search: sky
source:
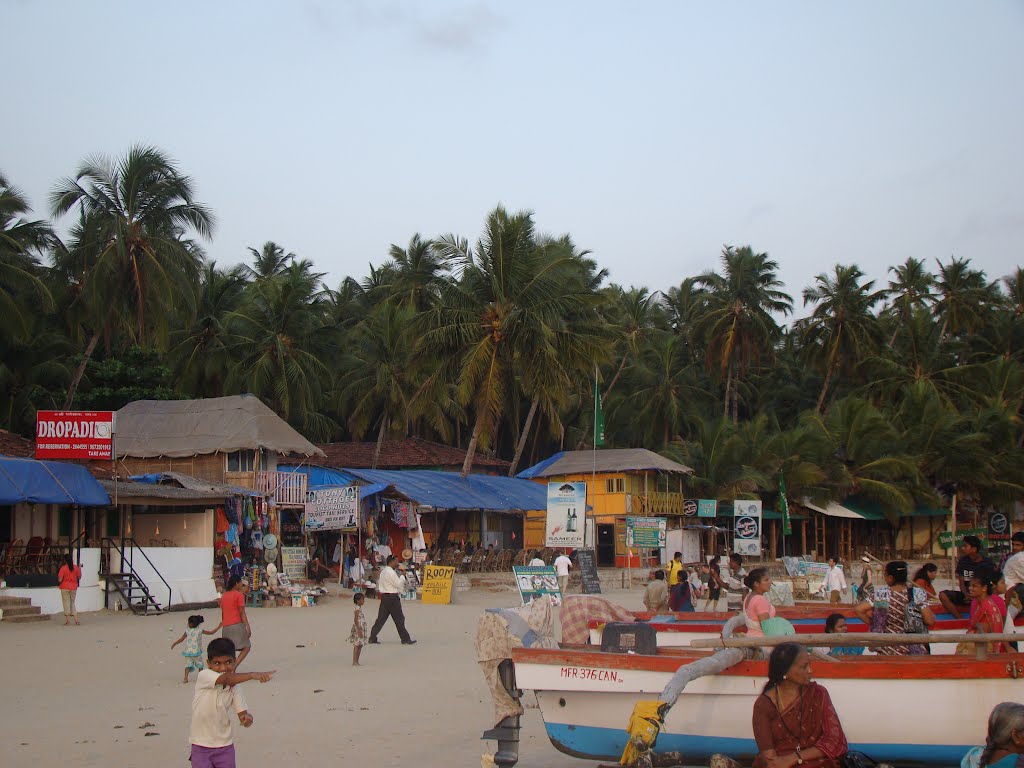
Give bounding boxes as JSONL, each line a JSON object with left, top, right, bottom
{"left": 5, "top": 1, "right": 1023, "bottom": 317}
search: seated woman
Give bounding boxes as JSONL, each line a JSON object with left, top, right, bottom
{"left": 912, "top": 563, "right": 939, "bottom": 600}
{"left": 743, "top": 567, "right": 776, "bottom": 637}
{"left": 964, "top": 574, "right": 1007, "bottom": 655}
{"left": 961, "top": 702, "right": 1024, "bottom": 767}
{"left": 853, "top": 560, "right": 935, "bottom": 655}
{"left": 752, "top": 642, "right": 848, "bottom": 768}
{"left": 823, "top": 612, "right": 864, "bottom": 657}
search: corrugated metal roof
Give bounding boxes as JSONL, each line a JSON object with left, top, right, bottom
{"left": 341, "top": 468, "right": 547, "bottom": 513}
{"left": 517, "top": 449, "right": 693, "bottom": 478}
{"left": 100, "top": 479, "right": 225, "bottom": 502}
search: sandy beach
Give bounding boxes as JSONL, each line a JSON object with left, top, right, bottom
{"left": 0, "top": 584, "right": 651, "bottom": 768}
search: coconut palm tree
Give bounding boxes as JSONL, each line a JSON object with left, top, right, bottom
{"left": 228, "top": 260, "right": 334, "bottom": 437}
{"left": 338, "top": 302, "right": 420, "bottom": 467}
{"left": 695, "top": 246, "right": 793, "bottom": 422}
{"left": 243, "top": 241, "right": 295, "bottom": 280}
{"left": 50, "top": 145, "right": 214, "bottom": 406}
{"left": 0, "top": 171, "right": 55, "bottom": 342}
{"left": 796, "top": 264, "right": 886, "bottom": 412}
{"left": 933, "top": 257, "right": 999, "bottom": 339}
{"left": 384, "top": 233, "right": 451, "bottom": 312}
{"left": 171, "top": 261, "right": 249, "bottom": 398}
{"left": 425, "top": 206, "right": 606, "bottom": 475}
{"left": 885, "top": 257, "right": 935, "bottom": 345}
{"left": 601, "top": 285, "right": 663, "bottom": 400}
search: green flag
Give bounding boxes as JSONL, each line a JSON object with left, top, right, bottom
{"left": 779, "top": 472, "right": 792, "bottom": 535}
{"left": 593, "top": 374, "right": 605, "bottom": 447}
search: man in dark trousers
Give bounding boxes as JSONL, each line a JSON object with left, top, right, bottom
{"left": 368, "top": 555, "right": 417, "bottom": 645}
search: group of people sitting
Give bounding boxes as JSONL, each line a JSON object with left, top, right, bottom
{"left": 710, "top": 643, "right": 1024, "bottom": 768}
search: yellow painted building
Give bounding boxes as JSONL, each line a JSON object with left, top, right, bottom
{"left": 519, "top": 449, "right": 693, "bottom": 567}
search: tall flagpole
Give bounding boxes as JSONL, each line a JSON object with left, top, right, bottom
{"left": 591, "top": 365, "right": 598, "bottom": 553}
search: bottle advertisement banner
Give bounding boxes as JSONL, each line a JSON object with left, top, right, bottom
{"left": 733, "top": 499, "right": 763, "bottom": 556}
{"left": 545, "top": 481, "right": 586, "bottom": 548}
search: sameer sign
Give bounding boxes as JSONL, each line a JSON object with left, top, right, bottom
{"left": 35, "top": 410, "right": 115, "bottom": 460}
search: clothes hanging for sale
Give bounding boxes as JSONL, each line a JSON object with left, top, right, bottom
{"left": 391, "top": 501, "right": 406, "bottom": 527}
{"left": 405, "top": 504, "right": 417, "bottom": 528}
{"left": 216, "top": 507, "right": 230, "bottom": 534}
{"left": 225, "top": 497, "right": 240, "bottom": 525}
{"left": 226, "top": 523, "right": 239, "bottom": 545}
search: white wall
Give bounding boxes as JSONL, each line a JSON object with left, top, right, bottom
{"left": 1, "top": 548, "right": 103, "bottom": 615}
{"left": 114, "top": 546, "right": 218, "bottom": 608}
{"left": 129, "top": 509, "right": 214, "bottom": 548}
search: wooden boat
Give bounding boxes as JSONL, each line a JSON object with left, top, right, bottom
{"left": 513, "top": 644, "right": 1024, "bottom": 766}
{"left": 589, "top": 608, "right": 1023, "bottom": 655}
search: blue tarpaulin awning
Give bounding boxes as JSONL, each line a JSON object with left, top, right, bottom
{"left": 0, "top": 455, "right": 111, "bottom": 506}
{"left": 282, "top": 466, "right": 547, "bottom": 513}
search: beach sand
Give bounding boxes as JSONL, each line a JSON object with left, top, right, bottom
{"left": 0, "top": 583, "right": 650, "bottom": 768}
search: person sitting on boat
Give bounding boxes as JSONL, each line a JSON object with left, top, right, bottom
{"left": 751, "top": 642, "right": 849, "bottom": 768}
{"left": 643, "top": 569, "right": 669, "bottom": 613}
{"left": 912, "top": 563, "right": 939, "bottom": 600}
{"left": 961, "top": 701, "right": 1024, "bottom": 768}
{"left": 941, "top": 535, "right": 996, "bottom": 620}
{"left": 853, "top": 560, "right": 935, "bottom": 655}
{"left": 962, "top": 573, "right": 1007, "bottom": 655}
{"left": 743, "top": 568, "right": 776, "bottom": 637}
{"left": 822, "top": 613, "right": 864, "bottom": 657}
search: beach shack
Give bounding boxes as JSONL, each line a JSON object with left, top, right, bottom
{"left": 517, "top": 449, "right": 694, "bottom": 568}
{"left": 98, "top": 395, "right": 324, "bottom": 609}
{"left": 0, "top": 455, "right": 111, "bottom": 616}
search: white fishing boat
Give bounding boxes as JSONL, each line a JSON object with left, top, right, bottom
{"left": 587, "top": 609, "right": 1024, "bottom": 655}
{"left": 511, "top": 644, "right": 1024, "bottom": 766}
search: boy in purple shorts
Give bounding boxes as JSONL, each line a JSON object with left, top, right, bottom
{"left": 190, "top": 637, "right": 274, "bottom": 767}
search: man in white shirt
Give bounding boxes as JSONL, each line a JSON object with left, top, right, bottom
{"left": 825, "top": 556, "right": 847, "bottom": 603}
{"left": 553, "top": 552, "right": 573, "bottom": 594}
{"left": 529, "top": 553, "right": 546, "bottom": 567}
{"left": 1002, "top": 533, "right": 1024, "bottom": 632}
{"left": 368, "top": 555, "right": 416, "bottom": 645}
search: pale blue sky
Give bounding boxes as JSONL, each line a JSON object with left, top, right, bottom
{"left": 5, "top": 1, "right": 1023, "bottom": 312}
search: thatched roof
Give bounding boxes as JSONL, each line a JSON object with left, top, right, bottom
{"left": 114, "top": 395, "right": 324, "bottom": 459}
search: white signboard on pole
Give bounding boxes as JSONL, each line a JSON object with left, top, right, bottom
{"left": 545, "top": 482, "right": 586, "bottom": 548}
{"left": 733, "top": 499, "right": 762, "bottom": 556}
{"left": 304, "top": 486, "right": 359, "bottom": 531}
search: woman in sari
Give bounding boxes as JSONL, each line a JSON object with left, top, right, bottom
{"left": 853, "top": 560, "right": 935, "bottom": 655}
{"left": 961, "top": 702, "right": 1024, "bottom": 767}
{"left": 751, "top": 642, "right": 848, "bottom": 768}
{"left": 966, "top": 574, "right": 1007, "bottom": 655}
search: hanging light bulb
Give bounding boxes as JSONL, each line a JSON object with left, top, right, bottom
{"left": 155, "top": 519, "right": 160, "bottom": 536}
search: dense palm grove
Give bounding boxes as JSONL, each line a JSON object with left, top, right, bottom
{"left": 2, "top": 147, "right": 1022, "bottom": 516}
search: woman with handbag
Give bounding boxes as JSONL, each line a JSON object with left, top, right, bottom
{"left": 751, "top": 642, "right": 848, "bottom": 768}
{"left": 853, "top": 560, "right": 935, "bottom": 655}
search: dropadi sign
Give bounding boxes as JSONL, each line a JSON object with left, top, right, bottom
{"left": 35, "top": 410, "right": 116, "bottom": 460}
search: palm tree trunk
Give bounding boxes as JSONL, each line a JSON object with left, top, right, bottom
{"left": 508, "top": 396, "right": 539, "bottom": 477}
{"left": 603, "top": 352, "right": 628, "bottom": 400}
{"left": 816, "top": 364, "right": 835, "bottom": 413}
{"left": 63, "top": 331, "right": 101, "bottom": 409}
{"left": 731, "top": 374, "right": 739, "bottom": 424}
{"left": 372, "top": 413, "right": 387, "bottom": 469}
{"left": 462, "top": 410, "right": 486, "bottom": 477}
{"left": 723, "top": 368, "right": 733, "bottom": 419}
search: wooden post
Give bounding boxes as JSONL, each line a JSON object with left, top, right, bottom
{"left": 801, "top": 520, "right": 807, "bottom": 557}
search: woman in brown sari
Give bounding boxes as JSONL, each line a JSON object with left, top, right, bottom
{"left": 752, "top": 642, "right": 848, "bottom": 768}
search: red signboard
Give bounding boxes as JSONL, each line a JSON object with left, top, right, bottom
{"left": 35, "top": 410, "right": 115, "bottom": 460}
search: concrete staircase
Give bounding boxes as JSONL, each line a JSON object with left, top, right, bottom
{"left": 0, "top": 595, "right": 50, "bottom": 623}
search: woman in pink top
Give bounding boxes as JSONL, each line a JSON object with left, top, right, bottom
{"left": 743, "top": 567, "right": 776, "bottom": 637}
{"left": 58, "top": 554, "right": 83, "bottom": 626}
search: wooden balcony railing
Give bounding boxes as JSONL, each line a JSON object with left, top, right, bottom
{"left": 256, "top": 470, "right": 307, "bottom": 507}
{"left": 635, "top": 491, "right": 685, "bottom": 516}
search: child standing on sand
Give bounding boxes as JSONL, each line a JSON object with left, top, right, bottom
{"left": 171, "top": 614, "right": 222, "bottom": 683}
{"left": 190, "top": 637, "right": 274, "bottom": 768}
{"left": 348, "top": 592, "right": 368, "bottom": 666}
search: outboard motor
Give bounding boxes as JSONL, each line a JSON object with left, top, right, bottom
{"left": 481, "top": 659, "right": 521, "bottom": 768}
